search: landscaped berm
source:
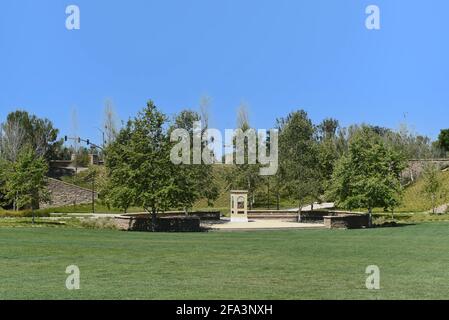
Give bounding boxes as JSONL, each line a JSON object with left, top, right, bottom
{"left": 1, "top": 222, "right": 449, "bottom": 300}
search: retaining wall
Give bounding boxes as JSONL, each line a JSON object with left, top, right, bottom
{"left": 115, "top": 215, "right": 201, "bottom": 232}
{"left": 323, "top": 214, "right": 370, "bottom": 229}
{"left": 40, "top": 178, "right": 97, "bottom": 209}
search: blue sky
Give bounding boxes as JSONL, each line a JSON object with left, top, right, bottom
{"left": 1, "top": 0, "right": 448, "bottom": 145}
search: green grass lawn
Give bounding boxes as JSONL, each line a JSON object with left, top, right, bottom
{"left": 2, "top": 222, "right": 449, "bottom": 299}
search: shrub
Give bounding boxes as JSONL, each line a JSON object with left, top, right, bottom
{"left": 79, "top": 217, "right": 118, "bottom": 230}
{"left": 0, "top": 209, "right": 51, "bottom": 218}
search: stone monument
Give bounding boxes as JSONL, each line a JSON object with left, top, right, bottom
{"left": 230, "top": 190, "right": 248, "bottom": 223}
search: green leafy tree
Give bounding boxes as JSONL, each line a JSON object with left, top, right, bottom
{"left": 73, "top": 147, "right": 91, "bottom": 167}
{"left": 317, "top": 118, "right": 340, "bottom": 195}
{"left": 105, "top": 101, "right": 184, "bottom": 229}
{"left": 277, "top": 110, "right": 321, "bottom": 215}
{"left": 103, "top": 118, "right": 135, "bottom": 213}
{"left": 422, "top": 164, "right": 443, "bottom": 214}
{"left": 327, "top": 126, "right": 406, "bottom": 225}
{"left": 0, "top": 158, "right": 9, "bottom": 205}
{"left": 4, "top": 147, "right": 49, "bottom": 221}
{"left": 438, "top": 129, "right": 449, "bottom": 153}
{"left": 170, "top": 110, "right": 218, "bottom": 211}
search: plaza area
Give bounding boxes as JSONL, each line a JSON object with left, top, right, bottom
{"left": 206, "top": 219, "right": 324, "bottom": 231}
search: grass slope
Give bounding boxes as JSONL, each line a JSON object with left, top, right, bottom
{"left": 397, "top": 171, "right": 449, "bottom": 213}
{"left": 2, "top": 223, "right": 449, "bottom": 299}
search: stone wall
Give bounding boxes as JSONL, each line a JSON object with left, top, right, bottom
{"left": 324, "top": 214, "right": 370, "bottom": 229}
{"left": 248, "top": 210, "right": 298, "bottom": 220}
{"left": 122, "top": 211, "right": 221, "bottom": 221}
{"left": 403, "top": 159, "right": 449, "bottom": 184}
{"left": 114, "top": 215, "right": 201, "bottom": 232}
{"left": 248, "top": 209, "right": 365, "bottom": 224}
{"left": 40, "top": 178, "right": 97, "bottom": 209}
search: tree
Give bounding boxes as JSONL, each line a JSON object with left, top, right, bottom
{"left": 438, "top": 129, "right": 449, "bottom": 153}
{"left": 105, "top": 100, "right": 184, "bottom": 230}
{"left": 422, "top": 164, "right": 443, "bottom": 214}
{"left": 170, "top": 110, "right": 218, "bottom": 211}
{"left": 2, "top": 111, "right": 60, "bottom": 161}
{"left": 327, "top": 126, "right": 406, "bottom": 226}
{"left": 103, "top": 120, "right": 135, "bottom": 213}
{"left": 317, "top": 118, "right": 341, "bottom": 193}
{"left": 277, "top": 110, "right": 321, "bottom": 216}
{"left": 0, "top": 158, "right": 9, "bottom": 205}
{"left": 224, "top": 105, "right": 261, "bottom": 209}
{"left": 4, "top": 147, "right": 49, "bottom": 221}
{"left": 73, "top": 147, "right": 90, "bottom": 167}
{"left": 103, "top": 99, "right": 119, "bottom": 146}
{"left": 0, "top": 118, "right": 26, "bottom": 162}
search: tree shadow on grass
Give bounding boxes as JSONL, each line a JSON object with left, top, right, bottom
{"left": 373, "top": 221, "right": 416, "bottom": 228}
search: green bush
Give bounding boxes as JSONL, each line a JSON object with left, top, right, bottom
{"left": 79, "top": 217, "right": 118, "bottom": 230}
{"left": 0, "top": 209, "right": 50, "bottom": 218}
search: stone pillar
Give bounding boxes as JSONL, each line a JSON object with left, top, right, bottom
{"left": 230, "top": 190, "right": 248, "bottom": 223}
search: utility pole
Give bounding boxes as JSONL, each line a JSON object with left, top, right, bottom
{"left": 64, "top": 135, "right": 103, "bottom": 214}
{"left": 91, "top": 173, "right": 95, "bottom": 214}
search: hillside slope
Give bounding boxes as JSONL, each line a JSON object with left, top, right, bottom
{"left": 397, "top": 170, "right": 449, "bottom": 213}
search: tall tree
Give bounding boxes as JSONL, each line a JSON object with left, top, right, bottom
{"left": 103, "top": 120, "right": 135, "bottom": 213}
{"left": 278, "top": 110, "right": 321, "bottom": 215}
{"left": 0, "top": 158, "right": 8, "bottom": 205}
{"left": 422, "top": 163, "right": 443, "bottom": 214}
{"left": 105, "top": 100, "right": 185, "bottom": 230}
{"left": 3, "top": 147, "right": 49, "bottom": 220}
{"left": 1, "top": 111, "right": 60, "bottom": 161}
{"left": 0, "top": 119, "right": 26, "bottom": 162}
{"left": 103, "top": 99, "right": 119, "bottom": 146}
{"left": 317, "top": 118, "right": 341, "bottom": 193}
{"left": 438, "top": 129, "right": 449, "bottom": 154}
{"left": 327, "top": 126, "right": 406, "bottom": 226}
{"left": 224, "top": 105, "right": 261, "bottom": 209}
{"left": 170, "top": 109, "right": 218, "bottom": 211}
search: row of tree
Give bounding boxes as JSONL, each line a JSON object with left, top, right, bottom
{"left": 103, "top": 100, "right": 449, "bottom": 225}
{"left": 224, "top": 107, "right": 448, "bottom": 219}
{"left": 2, "top": 101, "right": 449, "bottom": 222}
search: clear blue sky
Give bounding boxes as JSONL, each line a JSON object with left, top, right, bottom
{"left": 1, "top": 0, "right": 448, "bottom": 145}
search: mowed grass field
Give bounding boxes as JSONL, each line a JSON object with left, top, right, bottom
{"left": 1, "top": 223, "right": 449, "bottom": 300}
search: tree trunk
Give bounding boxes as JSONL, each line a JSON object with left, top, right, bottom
{"left": 297, "top": 201, "right": 302, "bottom": 223}
{"left": 267, "top": 182, "right": 270, "bottom": 210}
{"left": 276, "top": 193, "right": 280, "bottom": 211}
{"left": 368, "top": 207, "right": 373, "bottom": 228}
{"left": 151, "top": 208, "right": 157, "bottom": 232}
{"left": 432, "top": 194, "right": 436, "bottom": 214}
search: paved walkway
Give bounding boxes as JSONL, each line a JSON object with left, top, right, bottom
{"left": 287, "top": 202, "right": 335, "bottom": 212}
{"left": 431, "top": 203, "right": 448, "bottom": 214}
{"left": 205, "top": 219, "right": 325, "bottom": 231}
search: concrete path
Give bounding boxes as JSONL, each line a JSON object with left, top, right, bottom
{"left": 288, "top": 202, "right": 335, "bottom": 212}
{"left": 430, "top": 204, "right": 448, "bottom": 214}
{"left": 51, "top": 213, "right": 119, "bottom": 219}
{"left": 205, "top": 219, "right": 325, "bottom": 231}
